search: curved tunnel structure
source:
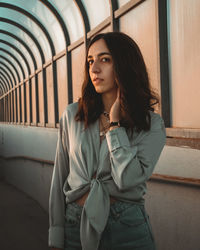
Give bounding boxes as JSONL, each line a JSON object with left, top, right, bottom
{"left": 0, "top": 0, "right": 121, "bottom": 126}
{"left": 0, "top": 1, "right": 200, "bottom": 250}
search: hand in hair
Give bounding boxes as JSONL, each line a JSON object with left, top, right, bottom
{"left": 109, "top": 88, "right": 120, "bottom": 123}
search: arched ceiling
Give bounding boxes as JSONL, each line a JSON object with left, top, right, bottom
{"left": 0, "top": 0, "right": 113, "bottom": 97}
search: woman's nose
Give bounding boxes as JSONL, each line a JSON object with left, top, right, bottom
{"left": 91, "top": 61, "right": 100, "bottom": 73}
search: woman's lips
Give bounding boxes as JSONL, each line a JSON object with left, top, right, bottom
{"left": 93, "top": 78, "right": 103, "bottom": 84}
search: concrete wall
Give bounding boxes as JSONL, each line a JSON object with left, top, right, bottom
{"left": 0, "top": 124, "right": 57, "bottom": 211}
{"left": 2, "top": 158, "right": 53, "bottom": 211}
{"left": 0, "top": 124, "right": 200, "bottom": 250}
{"left": 146, "top": 180, "right": 200, "bottom": 250}
{"left": 155, "top": 145, "right": 200, "bottom": 180}
{"left": 0, "top": 159, "right": 4, "bottom": 180}
{"left": 0, "top": 124, "right": 58, "bottom": 161}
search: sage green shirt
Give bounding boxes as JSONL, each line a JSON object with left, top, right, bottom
{"left": 49, "top": 102, "right": 166, "bottom": 250}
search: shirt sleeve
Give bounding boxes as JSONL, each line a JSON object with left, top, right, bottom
{"left": 106, "top": 114, "right": 166, "bottom": 191}
{"left": 48, "top": 115, "right": 69, "bottom": 249}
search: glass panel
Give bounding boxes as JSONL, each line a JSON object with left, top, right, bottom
{"left": 7, "top": 94, "right": 10, "bottom": 122}
{"left": 0, "top": 7, "right": 51, "bottom": 61}
{"left": 2, "top": 73, "right": 11, "bottom": 91}
{"left": 10, "top": 92, "right": 12, "bottom": 121}
{"left": 13, "top": 90, "right": 16, "bottom": 122}
{"left": 117, "top": 0, "right": 130, "bottom": 7}
{"left": 120, "top": 0, "right": 161, "bottom": 112}
{"left": 0, "top": 64, "right": 15, "bottom": 87}
{"left": 4, "top": 97, "right": 6, "bottom": 121}
{"left": 0, "top": 22, "right": 42, "bottom": 68}
{"left": 5, "top": 97, "right": 8, "bottom": 122}
{"left": 31, "top": 77, "right": 36, "bottom": 124}
{"left": 34, "top": 0, "right": 65, "bottom": 53}
{"left": 57, "top": 56, "right": 68, "bottom": 119}
{"left": 21, "top": 30, "right": 43, "bottom": 69}
{"left": 10, "top": 59, "right": 23, "bottom": 84}
{"left": 38, "top": 72, "right": 44, "bottom": 125}
{"left": 0, "top": 42, "right": 29, "bottom": 78}
{"left": 0, "top": 59, "right": 18, "bottom": 87}
{"left": 48, "top": 0, "right": 84, "bottom": 43}
{"left": 21, "top": 84, "right": 24, "bottom": 123}
{"left": 5, "top": 96, "right": 8, "bottom": 122}
{"left": 10, "top": 92, "right": 13, "bottom": 122}
{"left": 1, "top": 0, "right": 61, "bottom": 55}
{"left": 46, "top": 65, "right": 55, "bottom": 126}
{"left": 3, "top": 98, "right": 6, "bottom": 121}
{"left": 4, "top": 98, "right": 6, "bottom": 121}
{"left": 168, "top": 0, "right": 200, "bottom": 128}
{"left": 26, "top": 81, "right": 30, "bottom": 123}
{"left": 12, "top": 91, "right": 15, "bottom": 122}
{"left": 0, "top": 33, "right": 35, "bottom": 74}
{"left": 24, "top": 83, "right": 27, "bottom": 122}
{"left": 72, "top": 44, "right": 85, "bottom": 102}
{"left": 9, "top": 93, "right": 12, "bottom": 122}
{"left": 5, "top": 97, "right": 7, "bottom": 122}
{"left": 0, "top": 100, "right": 3, "bottom": 121}
{"left": 15, "top": 89, "right": 18, "bottom": 123}
{"left": 0, "top": 71, "right": 9, "bottom": 90}
{"left": 82, "top": 0, "right": 110, "bottom": 29}
{"left": 17, "top": 87, "right": 20, "bottom": 123}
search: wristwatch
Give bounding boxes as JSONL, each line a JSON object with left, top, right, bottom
{"left": 110, "top": 121, "right": 120, "bottom": 127}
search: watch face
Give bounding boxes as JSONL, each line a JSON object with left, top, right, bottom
{"left": 110, "top": 121, "right": 120, "bottom": 127}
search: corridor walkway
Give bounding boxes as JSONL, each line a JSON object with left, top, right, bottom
{"left": 0, "top": 181, "right": 49, "bottom": 250}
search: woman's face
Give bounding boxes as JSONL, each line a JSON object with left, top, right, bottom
{"left": 87, "top": 39, "right": 117, "bottom": 96}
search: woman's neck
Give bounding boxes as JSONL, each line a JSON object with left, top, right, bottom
{"left": 101, "top": 91, "right": 117, "bottom": 113}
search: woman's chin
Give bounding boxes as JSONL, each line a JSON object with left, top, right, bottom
{"left": 94, "top": 87, "right": 104, "bottom": 94}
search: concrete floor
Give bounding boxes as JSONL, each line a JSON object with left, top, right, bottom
{"left": 0, "top": 181, "right": 49, "bottom": 250}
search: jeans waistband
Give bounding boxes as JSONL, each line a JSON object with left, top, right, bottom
{"left": 110, "top": 201, "right": 144, "bottom": 214}
{"left": 67, "top": 200, "right": 144, "bottom": 215}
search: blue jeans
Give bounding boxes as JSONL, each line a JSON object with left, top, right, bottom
{"left": 64, "top": 201, "right": 156, "bottom": 250}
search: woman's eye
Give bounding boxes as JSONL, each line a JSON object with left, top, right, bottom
{"left": 102, "top": 57, "right": 110, "bottom": 62}
{"left": 88, "top": 60, "right": 93, "bottom": 65}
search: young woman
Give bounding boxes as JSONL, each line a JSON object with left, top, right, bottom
{"left": 49, "top": 32, "right": 166, "bottom": 250}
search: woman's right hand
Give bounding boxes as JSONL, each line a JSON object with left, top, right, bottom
{"left": 109, "top": 88, "right": 120, "bottom": 123}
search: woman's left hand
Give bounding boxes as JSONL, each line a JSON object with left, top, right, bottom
{"left": 109, "top": 88, "right": 120, "bottom": 122}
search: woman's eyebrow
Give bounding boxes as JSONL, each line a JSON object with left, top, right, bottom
{"left": 87, "top": 52, "right": 111, "bottom": 59}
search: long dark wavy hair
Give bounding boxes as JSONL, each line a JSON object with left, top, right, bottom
{"left": 75, "top": 32, "right": 159, "bottom": 132}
